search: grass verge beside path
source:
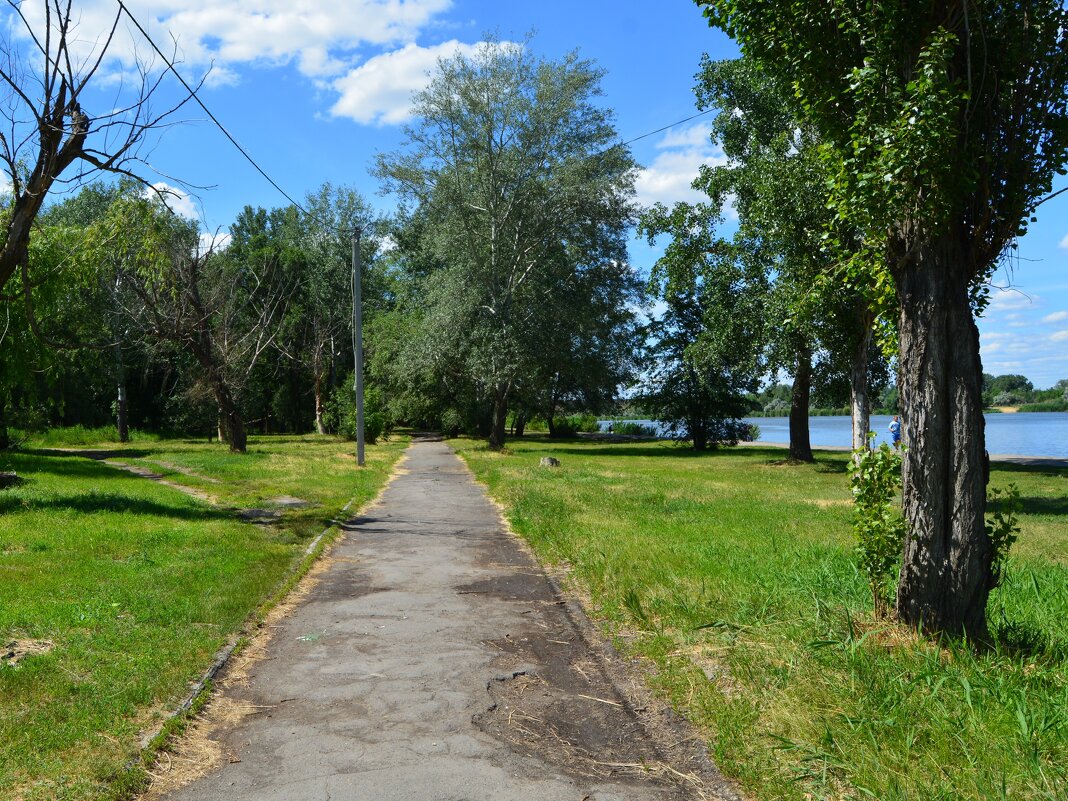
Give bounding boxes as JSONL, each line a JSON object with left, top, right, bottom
{"left": 453, "top": 437, "right": 1068, "bottom": 801}
{"left": 1, "top": 433, "right": 407, "bottom": 801}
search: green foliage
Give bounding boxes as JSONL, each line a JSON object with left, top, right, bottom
{"left": 987, "top": 484, "right": 1021, "bottom": 589}
{"left": 850, "top": 439, "right": 906, "bottom": 618}
{"left": 1018, "top": 401, "right": 1068, "bottom": 413}
{"left": 608, "top": 421, "right": 658, "bottom": 436}
{"left": 700, "top": 0, "right": 1068, "bottom": 283}
{"left": 374, "top": 38, "right": 641, "bottom": 447}
{"left": 550, "top": 413, "right": 600, "bottom": 437}
{"left": 328, "top": 375, "right": 390, "bottom": 444}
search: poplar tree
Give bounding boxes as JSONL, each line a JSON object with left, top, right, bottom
{"left": 699, "top": 0, "right": 1068, "bottom": 637}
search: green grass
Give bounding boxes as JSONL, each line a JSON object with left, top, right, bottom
{"left": 16, "top": 425, "right": 163, "bottom": 447}
{"left": 0, "top": 432, "right": 407, "bottom": 801}
{"left": 454, "top": 437, "right": 1068, "bottom": 801}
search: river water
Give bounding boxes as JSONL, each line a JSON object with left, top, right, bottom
{"left": 599, "top": 412, "right": 1068, "bottom": 459}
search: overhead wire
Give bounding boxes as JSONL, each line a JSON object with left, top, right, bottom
{"left": 114, "top": 0, "right": 312, "bottom": 218}
{"left": 114, "top": 0, "right": 717, "bottom": 228}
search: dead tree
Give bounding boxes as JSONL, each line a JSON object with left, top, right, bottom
{"left": 0, "top": 0, "right": 197, "bottom": 293}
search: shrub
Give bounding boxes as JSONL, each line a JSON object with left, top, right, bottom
{"left": 329, "top": 377, "right": 390, "bottom": 444}
{"left": 992, "top": 391, "right": 1023, "bottom": 406}
{"left": 1017, "top": 401, "right": 1068, "bottom": 412}
{"left": 987, "top": 483, "right": 1021, "bottom": 589}
{"left": 551, "top": 413, "right": 599, "bottom": 437}
{"left": 850, "top": 438, "right": 906, "bottom": 618}
{"left": 763, "top": 398, "right": 790, "bottom": 415}
{"left": 607, "top": 421, "right": 658, "bottom": 436}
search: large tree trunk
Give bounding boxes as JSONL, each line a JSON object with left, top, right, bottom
{"left": 514, "top": 410, "right": 526, "bottom": 438}
{"left": 690, "top": 417, "right": 708, "bottom": 451}
{"left": 851, "top": 303, "right": 875, "bottom": 454}
{"left": 789, "top": 343, "right": 814, "bottom": 462}
{"left": 212, "top": 379, "right": 247, "bottom": 453}
{"left": 488, "top": 388, "right": 509, "bottom": 450}
{"left": 894, "top": 238, "right": 991, "bottom": 639}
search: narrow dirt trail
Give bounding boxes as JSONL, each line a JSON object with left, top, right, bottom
{"left": 150, "top": 439, "right": 738, "bottom": 801}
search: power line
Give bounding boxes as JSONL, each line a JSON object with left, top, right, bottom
{"left": 115, "top": 0, "right": 718, "bottom": 220}
{"left": 617, "top": 108, "right": 714, "bottom": 149}
{"left": 114, "top": 0, "right": 310, "bottom": 217}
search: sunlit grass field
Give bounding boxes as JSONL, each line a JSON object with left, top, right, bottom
{"left": 0, "top": 433, "right": 407, "bottom": 801}
{"left": 455, "top": 437, "right": 1068, "bottom": 801}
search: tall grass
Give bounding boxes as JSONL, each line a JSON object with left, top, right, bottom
{"left": 17, "top": 425, "right": 162, "bottom": 447}
{"left": 455, "top": 437, "right": 1068, "bottom": 801}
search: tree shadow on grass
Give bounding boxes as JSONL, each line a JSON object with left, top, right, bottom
{"left": 991, "top": 461, "right": 1068, "bottom": 478}
{"left": 991, "top": 618, "right": 1068, "bottom": 663}
{"left": 0, "top": 489, "right": 234, "bottom": 521}
{"left": 27, "top": 447, "right": 157, "bottom": 460}
{"left": 3, "top": 451, "right": 156, "bottom": 482}
{"left": 1017, "top": 496, "right": 1068, "bottom": 516}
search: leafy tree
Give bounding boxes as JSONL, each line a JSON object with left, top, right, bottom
{"left": 983, "top": 373, "right": 1034, "bottom": 406}
{"left": 375, "top": 40, "right": 638, "bottom": 448}
{"left": 639, "top": 206, "right": 766, "bottom": 450}
{"left": 699, "top": 0, "right": 1068, "bottom": 637}
{"left": 293, "top": 185, "right": 382, "bottom": 434}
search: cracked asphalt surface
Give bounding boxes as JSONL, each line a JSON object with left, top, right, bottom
{"left": 157, "top": 439, "right": 735, "bottom": 801}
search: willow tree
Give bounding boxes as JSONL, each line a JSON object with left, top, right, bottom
{"left": 375, "top": 40, "right": 637, "bottom": 449}
{"left": 699, "top": 0, "right": 1068, "bottom": 637}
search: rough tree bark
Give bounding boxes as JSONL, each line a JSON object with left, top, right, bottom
{"left": 488, "top": 386, "right": 509, "bottom": 450}
{"left": 789, "top": 343, "right": 814, "bottom": 462}
{"left": 204, "top": 369, "right": 247, "bottom": 453}
{"left": 894, "top": 234, "right": 991, "bottom": 639}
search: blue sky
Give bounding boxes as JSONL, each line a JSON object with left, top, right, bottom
{"left": 10, "top": 0, "right": 1068, "bottom": 388}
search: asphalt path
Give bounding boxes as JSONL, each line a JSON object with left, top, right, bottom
{"left": 155, "top": 439, "right": 734, "bottom": 801}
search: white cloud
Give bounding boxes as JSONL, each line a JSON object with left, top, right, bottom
{"left": 149, "top": 182, "right": 198, "bottom": 219}
{"left": 200, "top": 230, "right": 232, "bottom": 253}
{"left": 655, "top": 123, "right": 715, "bottom": 150}
{"left": 13, "top": 0, "right": 453, "bottom": 82}
{"left": 1042, "top": 310, "right": 1068, "bottom": 324}
{"left": 984, "top": 289, "right": 1035, "bottom": 313}
{"left": 635, "top": 123, "right": 729, "bottom": 208}
{"left": 330, "top": 40, "right": 483, "bottom": 125}
{"left": 1060, "top": 233, "right": 1068, "bottom": 249}
{"left": 1051, "top": 330, "right": 1068, "bottom": 343}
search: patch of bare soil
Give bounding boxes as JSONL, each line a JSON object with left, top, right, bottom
{"left": 2, "top": 639, "right": 54, "bottom": 667}
{"left": 803, "top": 498, "right": 852, "bottom": 509}
{"left": 142, "top": 460, "right": 223, "bottom": 484}
{"left": 101, "top": 460, "right": 218, "bottom": 505}
{"left": 464, "top": 534, "right": 741, "bottom": 801}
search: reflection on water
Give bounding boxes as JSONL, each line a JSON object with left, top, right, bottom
{"left": 600, "top": 413, "right": 1068, "bottom": 459}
